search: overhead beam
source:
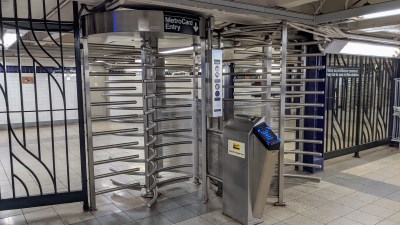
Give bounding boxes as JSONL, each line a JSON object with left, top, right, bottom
{"left": 136, "top": 0, "right": 315, "bottom": 24}
{"left": 277, "top": 0, "right": 319, "bottom": 9}
{"left": 316, "top": 0, "right": 400, "bottom": 24}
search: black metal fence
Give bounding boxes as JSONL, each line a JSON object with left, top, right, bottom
{"left": 0, "top": 0, "right": 88, "bottom": 210}
{"left": 324, "top": 54, "right": 395, "bottom": 159}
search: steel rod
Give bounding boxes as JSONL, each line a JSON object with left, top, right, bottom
{"left": 93, "top": 141, "right": 139, "bottom": 151}
{"left": 94, "top": 155, "right": 140, "bottom": 165}
{"left": 94, "top": 168, "right": 140, "bottom": 179}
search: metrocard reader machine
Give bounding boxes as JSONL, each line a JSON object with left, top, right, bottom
{"left": 223, "top": 116, "right": 280, "bottom": 225}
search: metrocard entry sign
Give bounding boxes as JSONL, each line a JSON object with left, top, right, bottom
{"left": 164, "top": 12, "right": 200, "bottom": 36}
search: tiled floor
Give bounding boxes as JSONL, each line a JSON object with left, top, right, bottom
{"left": 0, "top": 144, "right": 398, "bottom": 224}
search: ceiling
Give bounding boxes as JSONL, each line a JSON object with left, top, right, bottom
{"left": 1, "top": 0, "right": 400, "bottom": 44}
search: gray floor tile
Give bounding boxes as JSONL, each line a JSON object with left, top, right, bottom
{"left": 97, "top": 212, "right": 132, "bottom": 225}
{"left": 162, "top": 207, "right": 196, "bottom": 223}
{"left": 174, "top": 216, "right": 214, "bottom": 225}
{"left": 0, "top": 215, "right": 27, "bottom": 225}
{"left": 135, "top": 214, "right": 172, "bottom": 225}
{"left": 71, "top": 218, "right": 101, "bottom": 225}
{"left": 184, "top": 197, "right": 222, "bottom": 216}
{"left": 152, "top": 199, "right": 181, "bottom": 213}
{"left": 344, "top": 210, "right": 385, "bottom": 225}
{"left": 28, "top": 217, "right": 64, "bottom": 225}
{"left": 170, "top": 194, "right": 201, "bottom": 206}
{"left": 124, "top": 205, "right": 160, "bottom": 220}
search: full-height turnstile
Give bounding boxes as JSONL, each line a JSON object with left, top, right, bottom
{"left": 81, "top": 9, "right": 204, "bottom": 209}
{"left": 203, "top": 22, "right": 325, "bottom": 206}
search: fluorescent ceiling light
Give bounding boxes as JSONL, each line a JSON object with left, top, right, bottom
{"left": 361, "top": 8, "right": 400, "bottom": 20}
{"left": 341, "top": 42, "right": 399, "bottom": 57}
{"left": 0, "top": 33, "right": 17, "bottom": 49}
{"left": 324, "top": 40, "right": 400, "bottom": 58}
{"left": 159, "top": 47, "right": 193, "bottom": 54}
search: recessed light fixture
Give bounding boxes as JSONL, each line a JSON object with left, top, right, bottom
{"left": 159, "top": 46, "right": 193, "bottom": 54}
{"left": 324, "top": 40, "right": 400, "bottom": 57}
{"left": 361, "top": 8, "right": 400, "bottom": 20}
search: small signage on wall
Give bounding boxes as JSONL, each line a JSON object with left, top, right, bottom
{"left": 21, "top": 76, "right": 34, "bottom": 84}
{"left": 327, "top": 66, "right": 360, "bottom": 77}
{"left": 164, "top": 12, "right": 200, "bottom": 36}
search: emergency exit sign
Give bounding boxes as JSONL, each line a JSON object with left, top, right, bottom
{"left": 164, "top": 12, "right": 200, "bottom": 36}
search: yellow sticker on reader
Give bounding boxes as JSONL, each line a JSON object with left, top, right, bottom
{"left": 228, "top": 139, "right": 245, "bottom": 158}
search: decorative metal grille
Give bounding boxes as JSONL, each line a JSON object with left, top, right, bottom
{"left": 0, "top": 0, "right": 88, "bottom": 210}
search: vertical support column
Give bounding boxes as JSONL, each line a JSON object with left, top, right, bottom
{"left": 73, "top": 1, "right": 89, "bottom": 210}
{"left": 82, "top": 37, "right": 96, "bottom": 210}
{"left": 200, "top": 16, "right": 213, "bottom": 203}
{"left": 193, "top": 36, "right": 200, "bottom": 184}
{"left": 303, "top": 45, "right": 325, "bottom": 173}
{"left": 276, "top": 23, "right": 287, "bottom": 206}
{"left": 141, "top": 36, "right": 158, "bottom": 206}
{"left": 261, "top": 37, "right": 272, "bottom": 124}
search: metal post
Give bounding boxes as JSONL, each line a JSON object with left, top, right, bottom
{"left": 298, "top": 46, "right": 306, "bottom": 172}
{"left": 276, "top": 23, "right": 287, "bottom": 206}
{"left": 82, "top": 37, "right": 95, "bottom": 210}
{"left": 73, "top": 1, "right": 89, "bottom": 211}
{"left": 262, "top": 37, "right": 272, "bottom": 124}
{"left": 200, "top": 32, "right": 209, "bottom": 203}
{"left": 193, "top": 36, "right": 200, "bottom": 184}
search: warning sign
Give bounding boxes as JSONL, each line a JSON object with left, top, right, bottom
{"left": 228, "top": 139, "right": 245, "bottom": 159}
{"left": 164, "top": 12, "right": 200, "bottom": 36}
{"left": 327, "top": 66, "right": 360, "bottom": 77}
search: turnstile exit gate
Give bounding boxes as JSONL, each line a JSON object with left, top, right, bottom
{"left": 223, "top": 116, "right": 280, "bottom": 225}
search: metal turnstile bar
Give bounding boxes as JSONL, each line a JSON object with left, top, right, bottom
{"left": 286, "top": 91, "right": 324, "bottom": 95}
{"left": 94, "top": 155, "right": 140, "bottom": 165}
{"left": 93, "top": 141, "right": 139, "bottom": 151}
{"left": 285, "top": 150, "right": 322, "bottom": 156}
{"left": 285, "top": 127, "right": 323, "bottom": 132}
{"left": 285, "top": 103, "right": 324, "bottom": 107}
{"left": 89, "top": 72, "right": 137, "bottom": 76}
{"left": 154, "top": 141, "right": 192, "bottom": 148}
{"left": 224, "top": 99, "right": 280, "bottom": 102}
{"left": 283, "top": 174, "right": 321, "bottom": 181}
{"left": 95, "top": 182, "right": 142, "bottom": 195}
{"left": 154, "top": 128, "right": 192, "bottom": 135}
{"left": 154, "top": 116, "right": 192, "bottom": 122}
{"left": 154, "top": 153, "right": 193, "bottom": 161}
{"left": 287, "top": 78, "right": 325, "bottom": 82}
{"left": 92, "top": 128, "right": 139, "bottom": 136}
{"left": 157, "top": 175, "right": 193, "bottom": 187}
{"left": 105, "top": 80, "right": 142, "bottom": 83}
{"left": 285, "top": 139, "right": 323, "bottom": 144}
{"left": 91, "top": 101, "right": 137, "bottom": 106}
{"left": 285, "top": 162, "right": 322, "bottom": 168}
{"left": 144, "top": 79, "right": 192, "bottom": 83}
{"left": 155, "top": 164, "right": 193, "bottom": 173}
{"left": 285, "top": 115, "right": 324, "bottom": 119}
{"left": 102, "top": 93, "right": 143, "bottom": 97}
{"left": 154, "top": 104, "right": 192, "bottom": 109}
{"left": 94, "top": 168, "right": 140, "bottom": 179}
{"left": 107, "top": 106, "right": 143, "bottom": 110}
{"left": 90, "top": 87, "right": 137, "bottom": 91}
{"left": 155, "top": 92, "right": 192, "bottom": 96}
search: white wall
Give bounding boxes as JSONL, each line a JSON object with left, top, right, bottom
{"left": 0, "top": 72, "right": 78, "bottom": 126}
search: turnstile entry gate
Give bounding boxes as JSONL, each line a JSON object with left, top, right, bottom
{"left": 82, "top": 9, "right": 203, "bottom": 209}
{"left": 223, "top": 116, "right": 279, "bottom": 225}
